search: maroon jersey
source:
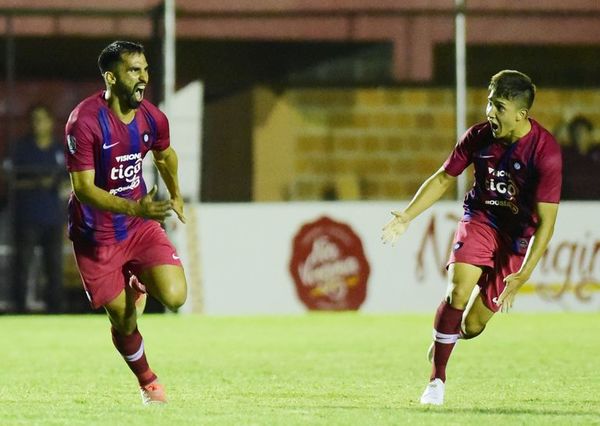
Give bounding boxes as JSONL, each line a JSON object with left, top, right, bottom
{"left": 443, "top": 119, "right": 562, "bottom": 253}
{"left": 64, "top": 91, "right": 170, "bottom": 245}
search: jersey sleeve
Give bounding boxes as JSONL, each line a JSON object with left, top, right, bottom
{"left": 151, "top": 109, "right": 170, "bottom": 152}
{"left": 64, "top": 109, "right": 96, "bottom": 172}
{"left": 442, "top": 127, "right": 476, "bottom": 176}
{"left": 535, "top": 137, "right": 562, "bottom": 203}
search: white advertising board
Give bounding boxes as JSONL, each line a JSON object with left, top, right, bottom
{"left": 171, "top": 202, "right": 600, "bottom": 314}
{"left": 144, "top": 81, "right": 203, "bottom": 201}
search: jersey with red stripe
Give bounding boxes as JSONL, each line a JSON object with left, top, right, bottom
{"left": 64, "top": 91, "right": 170, "bottom": 245}
{"left": 443, "top": 119, "right": 562, "bottom": 253}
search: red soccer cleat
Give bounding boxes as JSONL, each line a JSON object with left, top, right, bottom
{"left": 140, "top": 381, "right": 167, "bottom": 405}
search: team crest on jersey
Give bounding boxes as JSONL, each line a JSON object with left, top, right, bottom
{"left": 67, "top": 135, "right": 77, "bottom": 154}
{"left": 513, "top": 162, "right": 521, "bottom": 170}
{"left": 142, "top": 132, "right": 152, "bottom": 145}
{"left": 453, "top": 241, "right": 464, "bottom": 251}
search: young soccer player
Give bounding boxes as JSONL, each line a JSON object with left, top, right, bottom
{"left": 382, "top": 70, "right": 562, "bottom": 405}
{"left": 64, "top": 41, "right": 187, "bottom": 405}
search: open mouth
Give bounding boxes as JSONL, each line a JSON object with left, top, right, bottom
{"left": 133, "top": 85, "right": 146, "bottom": 102}
{"left": 489, "top": 120, "right": 499, "bottom": 134}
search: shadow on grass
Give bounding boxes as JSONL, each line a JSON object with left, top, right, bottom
{"left": 252, "top": 403, "right": 599, "bottom": 419}
{"left": 416, "top": 405, "right": 600, "bottom": 418}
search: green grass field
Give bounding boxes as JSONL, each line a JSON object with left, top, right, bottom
{"left": 1, "top": 312, "right": 598, "bottom": 425}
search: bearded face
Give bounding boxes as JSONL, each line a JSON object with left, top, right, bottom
{"left": 112, "top": 52, "right": 149, "bottom": 110}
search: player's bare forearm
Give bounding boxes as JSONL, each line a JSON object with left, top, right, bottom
{"left": 70, "top": 172, "right": 138, "bottom": 215}
{"left": 153, "top": 147, "right": 182, "bottom": 200}
{"left": 497, "top": 203, "right": 558, "bottom": 311}
{"left": 517, "top": 202, "right": 559, "bottom": 277}
{"left": 153, "top": 147, "right": 186, "bottom": 223}
{"left": 382, "top": 168, "right": 455, "bottom": 245}
{"left": 402, "top": 168, "right": 456, "bottom": 220}
{"left": 70, "top": 170, "right": 172, "bottom": 221}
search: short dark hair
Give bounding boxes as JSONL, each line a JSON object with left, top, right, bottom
{"left": 488, "top": 70, "right": 536, "bottom": 110}
{"left": 98, "top": 40, "right": 145, "bottom": 74}
{"left": 567, "top": 115, "right": 593, "bottom": 146}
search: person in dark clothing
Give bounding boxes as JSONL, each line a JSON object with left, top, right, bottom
{"left": 561, "top": 115, "right": 600, "bottom": 200}
{"left": 11, "top": 104, "right": 67, "bottom": 313}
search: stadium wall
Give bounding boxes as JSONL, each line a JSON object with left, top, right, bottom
{"left": 3, "top": 2, "right": 600, "bottom": 82}
{"left": 250, "top": 87, "right": 600, "bottom": 201}
{"left": 172, "top": 201, "right": 600, "bottom": 315}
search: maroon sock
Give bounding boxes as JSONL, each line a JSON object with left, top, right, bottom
{"left": 111, "top": 326, "right": 157, "bottom": 386}
{"left": 430, "top": 301, "right": 464, "bottom": 382}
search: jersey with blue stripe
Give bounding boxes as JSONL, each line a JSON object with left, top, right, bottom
{"left": 64, "top": 91, "right": 170, "bottom": 245}
{"left": 443, "top": 119, "right": 562, "bottom": 253}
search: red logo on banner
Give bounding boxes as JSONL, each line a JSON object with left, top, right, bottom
{"left": 289, "top": 216, "right": 370, "bottom": 310}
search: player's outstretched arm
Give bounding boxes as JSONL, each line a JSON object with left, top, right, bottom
{"left": 152, "top": 147, "right": 186, "bottom": 224}
{"left": 382, "top": 167, "right": 455, "bottom": 245}
{"left": 497, "top": 202, "right": 559, "bottom": 312}
{"left": 70, "top": 170, "right": 173, "bottom": 222}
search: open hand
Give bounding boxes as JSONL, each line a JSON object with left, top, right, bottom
{"left": 496, "top": 271, "right": 529, "bottom": 312}
{"left": 381, "top": 211, "right": 410, "bottom": 246}
{"left": 138, "top": 185, "right": 173, "bottom": 222}
{"left": 171, "top": 195, "right": 186, "bottom": 224}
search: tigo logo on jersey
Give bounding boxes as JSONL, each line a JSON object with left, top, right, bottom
{"left": 109, "top": 153, "right": 142, "bottom": 195}
{"left": 289, "top": 216, "right": 370, "bottom": 311}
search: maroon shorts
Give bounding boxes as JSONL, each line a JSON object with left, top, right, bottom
{"left": 73, "top": 220, "right": 182, "bottom": 309}
{"left": 447, "top": 220, "right": 525, "bottom": 312}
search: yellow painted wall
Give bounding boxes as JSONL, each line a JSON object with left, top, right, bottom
{"left": 253, "top": 87, "right": 600, "bottom": 201}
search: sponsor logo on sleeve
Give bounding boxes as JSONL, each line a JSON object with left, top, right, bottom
{"left": 67, "top": 135, "right": 77, "bottom": 154}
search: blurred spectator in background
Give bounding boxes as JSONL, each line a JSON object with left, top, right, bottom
{"left": 552, "top": 120, "right": 569, "bottom": 146}
{"left": 10, "top": 104, "right": 67, "bottom": 313}
{"left": 561, "top": 115, "right": 600, "bottom": 200}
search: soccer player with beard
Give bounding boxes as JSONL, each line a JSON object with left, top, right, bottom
{"left": 64, "top": 41, "right": 187, "bottom": 405}
{"left": 382, "top": 70, "right": 562, "bottom": 405}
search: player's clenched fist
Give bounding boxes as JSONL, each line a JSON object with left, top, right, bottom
{"left": 381, "top": 211, "right": 411, "bottom": 245}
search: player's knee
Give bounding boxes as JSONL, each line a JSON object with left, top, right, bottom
{"left": 162, "top": 287, "right": 187, "bottom": 312}
{"left": 462, "top": 321, "right": 485, "bottom": 339}
{"left": 446, "top": 285, "right": 471, "bottom": 308}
